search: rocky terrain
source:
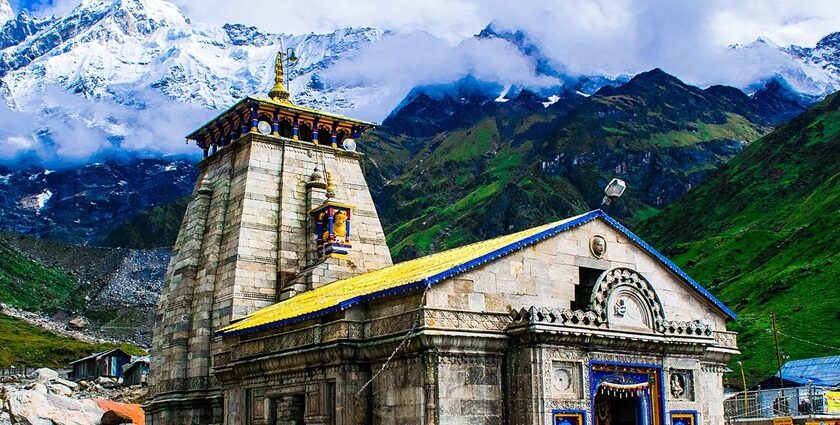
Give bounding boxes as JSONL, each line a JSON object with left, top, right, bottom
{"left": 1, "top": 232, "right": 170, "bottom": 346}
{"left": 0, "top": 367, "right": 146, "bottom": 425}
{"left": 0, "top": 158, "right": 196, "bottom": 245}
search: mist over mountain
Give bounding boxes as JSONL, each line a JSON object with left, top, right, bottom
{"left": 0, "top": 0, "right": 838, "bottom": 166}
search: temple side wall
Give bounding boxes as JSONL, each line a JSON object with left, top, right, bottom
{"left": 437, "top": 356, "right": 504, "bottom": 424}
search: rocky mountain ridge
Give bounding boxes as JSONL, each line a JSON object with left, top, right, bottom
{"left": 0, "top": 158, "right": 196, "bottom": 244}
{"left": 365, "top": 69, "right": 785, "bottom": 260}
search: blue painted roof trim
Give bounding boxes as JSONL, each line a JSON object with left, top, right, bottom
{"left": 221, "top": 209, "right": 735, "bottom": 337}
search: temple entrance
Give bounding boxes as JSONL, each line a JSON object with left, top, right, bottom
{"left": 590, "top": 362, "right": 663, "bottom": 425}
{"left": 594, "top": 393, "right": 642, "bottom": 425}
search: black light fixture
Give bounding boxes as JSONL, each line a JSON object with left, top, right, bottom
{"left": 286, "top": 47, "right": 298, "bottom": 63}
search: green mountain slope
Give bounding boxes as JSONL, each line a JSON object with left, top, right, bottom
{"left": 0, "top": 236, "right": 146, "bottom": 365}
{"left": 637, "top": 92, "right": 840, "bottom": 384}
{"left": 0, "top": 313, "right": 144, "bottom": 368}
{"left": 366, "top": 69, "right": 770, "bottom": 260}
{"left": 0, "top": 236, "right": 84, "bottom": 312}
{"left": 101, "top": 196, "right": 189, "bottom": 248}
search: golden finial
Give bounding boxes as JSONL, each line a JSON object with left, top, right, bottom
{"left": 325, "top": 172, "right": 336, "bottom": 199}
{"left": 268, "top": 51, "right": 290, "bottom": 103}
{"left": 268, "top": 47, "right": 297, "bottom": 103}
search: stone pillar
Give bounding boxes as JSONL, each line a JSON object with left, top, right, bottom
{"left": 312, "top": 118, "right": 320, "bottom": 144}
{"left": 336, "top": 364, "right": 370, "bottom": 425}
{"left": 187, "top": 171, "right": 231, "bottom": 379}
{"left": 293, "top": 115, "right": 300, "bottom": 140}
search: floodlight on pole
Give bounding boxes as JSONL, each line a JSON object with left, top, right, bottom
{"left": 601, "top": 178, "right": 626, "bottom": 206}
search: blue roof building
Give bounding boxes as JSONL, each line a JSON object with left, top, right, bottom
{"left": 759, "top": 355, "right": 840, "bottom": 388}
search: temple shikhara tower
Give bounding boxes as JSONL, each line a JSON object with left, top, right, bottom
{"left": 147, "top": 50, "right": 739, "bottom": 425}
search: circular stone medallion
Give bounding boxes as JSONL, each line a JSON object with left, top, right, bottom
{"left": 590, "top": 235, "right": 607, "bottom": 258}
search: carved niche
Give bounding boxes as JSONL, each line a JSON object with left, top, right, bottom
{"left": 589, "top": 268, "right": 666, "bottom": 332}
{"left": 669, "top": 370, "right": 694, "bottom": 400}
{"left": 551, "top": 361, "right": 583, "bottom": 399}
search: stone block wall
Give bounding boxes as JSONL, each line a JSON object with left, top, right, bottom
{"left": 436, "top": 356, "right": 504, "bottom": 425}
{"left": 371, "top": 358, "right": 428, "bottom": 424}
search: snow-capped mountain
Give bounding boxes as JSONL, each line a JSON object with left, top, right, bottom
{"left": 0, "top": 0, "right": 383, "bottom": 111}
{"left": 0, "top": 0, "right": 12, "bottom": 27}
{"left": 0, "top": 0, "right": 838, "bottom": 168}
{"left": 729, "top": 34, "right": 840, "bottom": 96}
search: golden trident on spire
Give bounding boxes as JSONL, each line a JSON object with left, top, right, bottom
{"left": 268, "top": 42, "right": 298, "bottom": 103}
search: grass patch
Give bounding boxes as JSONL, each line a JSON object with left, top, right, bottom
{"left": 0, "top": 313, "right": 145, "bottom": 368}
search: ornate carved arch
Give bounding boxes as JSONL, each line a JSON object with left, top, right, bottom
{"left": 589, "top": 268, "right": 666, "bottom": 331}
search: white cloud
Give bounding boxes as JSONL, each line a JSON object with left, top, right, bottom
{"left": 0, "top": 85, "right": 210, "bottom": 166}
{"left": 170, "top": 0, "right": 839, "bottom": 48}
{"left": 321, "top": 32, "right": 560, "bottom": 119}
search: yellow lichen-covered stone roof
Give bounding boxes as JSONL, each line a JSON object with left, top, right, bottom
{"left": 219, "top": 212, "right": 594, "bottom": 336}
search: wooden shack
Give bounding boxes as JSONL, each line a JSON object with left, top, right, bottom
{"left": 68, "top": 349, "right": 131, "bottom": 381}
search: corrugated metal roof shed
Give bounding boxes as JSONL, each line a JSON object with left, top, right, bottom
{"left": 776, "top": 355, "right": 840, "bottom": 387}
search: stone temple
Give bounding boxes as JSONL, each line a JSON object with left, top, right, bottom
{"left": 146, "top": 52, "right": 739, "bottom": 425}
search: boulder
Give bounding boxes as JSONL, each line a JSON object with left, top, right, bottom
{"left": 67, "top": 317, "right": 88, "bottom": 330}
{"left": 22, "top": 383, "right": 47, "bottom": 394}
{"left": 95, "top": 399, "right": 144, "bottom": 425}
{"left": 96, "top": 376, "right": 118, "bottom": 388}
{"left": 47, "top": 383, "right": 73, "bottom": 397}
{"left": 53, "top": 378, "right": 79, "bottom": 391}
{"left": 5, "top": 388, "right": 102, "bottom": 425}
{"left": 29, "top": 368, "right": 58, "bottom": 382}
{"left": 101, "top": 409, "right": 133, "bottom": 425}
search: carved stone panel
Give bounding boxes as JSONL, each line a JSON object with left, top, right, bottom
{"left": 669, "top": 370, "right": 694, "bottom": 401}
{"left": 552, "top": 361, "right": 583, "bottom": 399}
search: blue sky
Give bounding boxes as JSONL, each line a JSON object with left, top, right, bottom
{"left": 11, "top": 0, "right": 49, "bottom": 13}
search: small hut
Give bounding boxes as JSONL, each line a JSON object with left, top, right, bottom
{"left": 68, "top": 349, "right": 131, "bottom": 381}
{"left": 121, "top": 357, "right": 149, "bottom": 386}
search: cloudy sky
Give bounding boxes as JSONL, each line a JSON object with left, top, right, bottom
{"left": 14, "top": 0, "right": 840, "bottom": 94}
{"left": 4, "top": 0, "right": 840, "bottom": 165}
{"left": 15, "top": 0, "right": 840, "bottom": 49}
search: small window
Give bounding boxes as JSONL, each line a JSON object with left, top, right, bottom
{"left": 299, "top": 123, "right": 313, "bottom": 142}
{"left": 278, "top": 118, "right": 293, "bottom": 138}
{"left": 572, "top": 267, "right": 605, "bottom": 310}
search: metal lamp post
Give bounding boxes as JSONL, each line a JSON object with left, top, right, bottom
{"left": 738, "top": 361, "right": 749, "bottom": 418}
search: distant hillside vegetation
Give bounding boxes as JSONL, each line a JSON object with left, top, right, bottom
{"left": 0, "top": 313, "right": 144, "bottom": 368}
{"left": 102, "top": 196, "right": 189, "bottom": 248}
{"left": 366, "top": 69, "right": 783, "bottom": 261}
{"left": 0, "top": 236, "right": 84, "bottom": 312}
{"left": 0, "top": 236, "right": 146, "bottom": 366}
{"left": 638, "top": 92, "right": 840, "bottom": 384}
